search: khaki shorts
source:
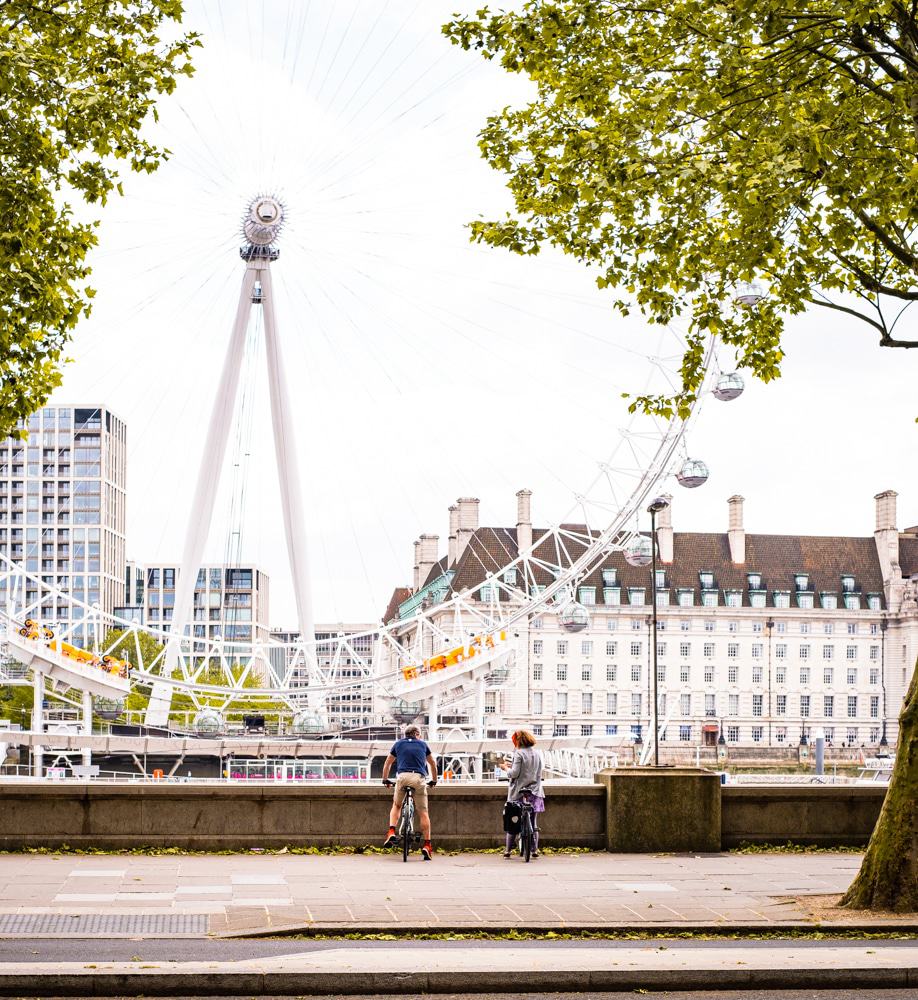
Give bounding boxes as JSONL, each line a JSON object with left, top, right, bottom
{"left": 393, "top": 772, "right": 428, "bottom": 811}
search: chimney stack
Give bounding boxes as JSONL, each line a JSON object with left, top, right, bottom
{"left": 447, "top": 505, "right": 459, "bottom": 567}
{"left": 516, "top": 489, "right": 533, "bottom": 553}
{"left": 874, "top": 490, "right": 902, "bottom": 603}
{"left": 657, "top": 493, "right": 673, "bottom": 563}
{"left": 455, "top": 497, "right": 479, "bottom": 561}
{"left": 412, "top": 539, "right": 421, "bottom": 591}
{"left": 417, "top": 534, "right": 439, "bottom": 590}
{"left": 728, "top": 495, "right": 745, "bottom": 564}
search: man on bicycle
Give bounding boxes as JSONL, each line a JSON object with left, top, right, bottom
{"left": 382, "top": 725, "right": 438, "bottom": 860}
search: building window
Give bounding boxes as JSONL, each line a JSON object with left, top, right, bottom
{"left": 680, "top": 642, "right": 691, "bottom": 657}
{"left": 679, "top": 693, "right": 691, "bottom": 716}
{"left": 752, "top": 665, "right": 763, "bottom": 684}
{"left": 604, "top": 641, "right": 616, "bottom": 657}
{"left": 794, "top": 573, "right": 809, "bottom": 591}
{"left": 728, "top": 694, "right": 739, "bottom": 716}
{"left": 847, "top": 667, "right": 857, "bottom": 685}
{"left": 775, "top": 726, "right": 787, "bottom": 743}
{"left": 797, "top": 593, "right": 814, "bottom": 609}
{"left": 776, "top": 695, "right": 787, "bottom": 715}
{"left": 822, "top": 645, "right": 834, "bottom": 660}
{"left": 844, "top": 594, "right": 862, "bottom": 610}
{"left": 725, "top": 590, "right": 742, "bottom": 608}
{"left": 728, "top": 665, "right": 738, "bottom": 683}
{"left": 867, "top": 594, "right": 882, "bottom": 611}
{"left": 582, "top": 692, "right": 593, "bottom": 714}
{"left": 631, "top": 663, "right": 642, "bottom": 682}
{"left": 630, "top": 641, "right": 642, "bottom": 657}
{"left": 532, "top": 692, "right": 543, "bottom": 714}
{"left": 847, "top": 695, "right": 858, "bottom": 718}
{"left": 751, "top": 643, "right": 763, "bottom": 658}
{"left": 628, "top": 587, "right": 646, "bottom": 606}
{"left": 533, "top": 639, "right": 543, "bottom": 655}
{"left": 582, "top": 663, "right": 592, "bottom": 681}
{"left": 750, "top": 591, "right": 766, "bottom": 608}
{"left": 631, "top": 693, "right": 642, "bottom": 716}
{"left": 533, "top": 663, "right": 543, "bottom": 681}
{"left": 870, "top": 695, "right": 879, "bottom": 719}
{"left": 657, "top": 641, "right": 667, "bottom": 657}
{"left": 704, "top": 642, "right": 715, "bottom": 657}
{"left": 847, "top": 622, "right": 858, "bottom": 635}
{"left": 678, "top": 589, "right": 693, "bottom": 607}
{"left": 701, "top": 591, "right": 718, "bottom": 607}
{"left": 820, "top": 592, "right": 837, "bottom": 610}
{"left": 675, "top": 723, "right": 691, "bottom": 742}
{"left": 581, "top": 639, "right": 593, "bottom": 655}
{"left": 800, "top": 644, "right": 810, "bottom": 659}
{"left": 556, "top": 663, "right": 567, "bottom": 681}
{"left": 846, "top": 727, "right": 858, "bottom": 743}
{"left": 556, "top": 640, "right": 568, "bottom": 655}
{"left": 869, "top": 645, "right": 880, "bottom": 660}
{"left": 557, "top": 692, "right": 568, "bottom": 715}
{"left": 680, "top": 620, "right": 690, "bottom": 631}
{"left": 870, "top": 668, "right": 879, "bottom": 685}
{"left": 747, "top": 572, "right": 762, "bottom": 590}
{"left": 657, "top": 664, "right": 666, "bottom": 682}
{"left": 824, "top": 695, "right": 834, "bottom": 718}
{"left": 503, "top": 567, "right": 517, "bottom": 586}
{"left": 728, "top": 621, "right": 739, "bottom": 633}
{"left": 581, "top": 724, "right": 593, "bottom": 736}
{"left": 801, "top": 695, "right": 810, "bottom": 718}
{"left": 776, "top": 666, "right": 786, "bottom": 684}
{"left": 699, "top": 571, "right": 714, "bottom": 589}
{"left": 631, "top": 618, "right": 643, "bottom": 631}
{"left": 751, "top": 725, "right": 764, "bottom": 742}
{"left": 600, "top": 586, "right": 620, "bottom": 606}
{"left": 752, "top": 694, "right": 763, "bottom": 717}
{"left": 727, "top": 725, "right": 740, "bottom": 743}
{"left": 846, "top": 645, "right": 857, "bottom": 660}
{"left": 605, "top": 724, "right": 618, "bottom": 735}
{"left": 532, "top": 617, "right": 543, "bottom": 629}
{"left": 606, "top": 693, "right": 618, "bottom": 714}
{"left": 800, "top": 622, "right": 811, "bottom": 634}
{"left": 554, "top": 724, "right": 568, "bottom": 736}
{"left": 579, "top": 586, "right": 596, "bottom": 606}
{"left": 606, "top": 664, "right": 617, "bottom": 682}
{"left": 704, "top": 620, "right": 715, "bottom": 632}
{"left": 800, "top": 666, "right": 810, "bottom": 684}
{"left": 602, "top": 568, "right": 618, "bottom": 587}
{"left": 773, "top": 591, "right": 790, "bottom": 608}
{"left": 823, "top": 666, "right": 833, "bottom": 684}
{"left": 678, "top": 664, "right": 690, "bottom": 683}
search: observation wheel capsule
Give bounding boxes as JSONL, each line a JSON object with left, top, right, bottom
{"left": 713, "top": 371, "right": 745, "bottom": 401}
{"left": 291, "top": 710, "right": 324, "bottom": 736}
{"left": 558, "top": 601, "right": 590, "bottom": 633}
{"left": 193, "top": 708, "right": 224, "bottom": 735}
{"left": 676, "top": 458, "right": 710, "bottom": 488}
{"left": 624, "top": 534, "right": 653, "bottom": 567}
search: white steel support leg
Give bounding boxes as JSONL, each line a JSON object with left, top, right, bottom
{"left": 81, "top": 690, "right": 93, "bottom": 768}
{"left": 428, "top": 690, "right": 439, "bottom": 742}
{"left": 32, "top": 671, "right": 43, "bottom": 777}
{"left": 260, "top": 264, "right": 315, "bottom": 648}
{"left": 473, "top": 677, "right": 486, "bottom": 781}
{"left": 145, "top": 264, "right": 259, "bottom": 727}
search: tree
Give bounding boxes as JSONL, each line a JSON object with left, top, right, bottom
{"left": 0, "top": 2, "right": 198, "bottom": 435}
{"left": 444, "top": 2, "right": 918, "bottom": 418}
{"left": 445, "top": 0, "right": 918, "bottom": 911}
{"left": 842, "top": 656, "right": 918, "bottom": 911}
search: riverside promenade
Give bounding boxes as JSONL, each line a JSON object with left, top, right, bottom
{"left": 3, "top": 850, "right": 918, "bottom": 995}
{"left": 0, "top": 848, "right": 912, "bottom": 936}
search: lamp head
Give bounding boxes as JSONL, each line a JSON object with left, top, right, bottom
{"left": 647, "top": 496, "right": 670, "bottom": 515}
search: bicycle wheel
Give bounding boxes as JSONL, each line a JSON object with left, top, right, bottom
{"left": 521, "top": 811, "right": 532, "bottom": 863}
{"left": 402, "top": 795, "right": 413, "bottom": 863}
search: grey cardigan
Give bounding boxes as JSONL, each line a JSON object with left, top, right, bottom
{"left": 506, "top": 747, "right": 544, "bottom": 802}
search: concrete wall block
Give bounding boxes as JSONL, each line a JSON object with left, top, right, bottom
{"left": 596, "top": 768, "right": 721, "bottom": 853}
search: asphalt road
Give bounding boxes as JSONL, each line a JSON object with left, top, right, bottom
{"left": 17, "top": 991, "right": 918, "bottom": 1000}
{"left": 0, "top": 936, "right": 915, "bottom": 962}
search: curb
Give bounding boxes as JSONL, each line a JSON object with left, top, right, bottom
{"left": 224, "top": 920, "right": 918, "bottom": 939}
{"left": 0, "top": 965, "right": 916, "bottom": 996}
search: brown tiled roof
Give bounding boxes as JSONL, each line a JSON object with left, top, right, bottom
{"left": 901, "top": 536, "right": 918, "bottom": 577}
{"left": 446, "top": 526, "right": 887, "bottom": 609}
{"left": 382, "top": 587, "right": 411, "bottom": 624}
{"left": 420, "top": 555, "right": 449, "bottom": 589}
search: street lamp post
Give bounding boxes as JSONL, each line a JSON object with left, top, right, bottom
{"left": 880, "top": 616, "right": 889, "bottom": 752}
{"left": 647, "top": 496, "right": 670, "bottom": 768}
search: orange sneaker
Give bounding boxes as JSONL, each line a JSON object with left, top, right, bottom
{"left": 421, "top": 842, "right": 432, "bottom": 861}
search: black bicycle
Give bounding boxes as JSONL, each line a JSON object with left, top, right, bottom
{"left": 384, "top": 779, "right": 434, "bottom": 861}
{"left": 517, "top": 794, "right": 537, "bottom": 863}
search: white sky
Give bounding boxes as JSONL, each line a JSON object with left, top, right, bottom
{"left": 52, "top": 1, "right": 918, "bottom": 627}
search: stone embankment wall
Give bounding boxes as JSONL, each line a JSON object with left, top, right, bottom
{"left": 0, "top": 773, "right": 887, "bottom": 851}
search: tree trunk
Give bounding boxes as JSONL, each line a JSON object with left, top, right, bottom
{"left": 842, "top": 657, "right": 918, "bottom": 911}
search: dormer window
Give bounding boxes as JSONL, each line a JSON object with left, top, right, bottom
{"left": 654, "top": 569, "right": 666, "bottom": 588}
{"left": 628, "top": 587, "right": 646, "bottom": 606}
{"left": 794, "top": 573, "right": 809, "bottom": 591}
{"left": 503, "top": 568, "right": 517, "bottom": 586}
{"left": 699, "top": 570, "right": 714, "bottom": 590}
{"left": 725, "top": 590, "right": 742, "bottom": 608}
{"left": 797, "top": 592, "right": 814, "bottom": 609}
{"left": 867, "top": 593, "right": 882, "bottom": 611}
{"left": 841, "top": 575, "right": 856, "bottom": 593}
{"left": 773, "top": 590, "right": 791, "bottom": 609}
{"left": 747, "top": 572, "right": 762, "bottom": 591}
{"left": 677, "top": 588, "right": 694, "bottom": 607}
{"left": 844, "top": 593, "right": 862, "bottom": 611}
{"left": 602, "top": 568, "right": 618, "bottom": 587}
{"left": 820, "top": 592, "right": 838, "bottom": 610}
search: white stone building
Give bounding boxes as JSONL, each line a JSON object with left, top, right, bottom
{"left": 382, "top": 489, "right": 918, "bottom": 748}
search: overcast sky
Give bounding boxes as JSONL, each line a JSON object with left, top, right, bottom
{"left": 52, "top": 1, "right": 918, "bottom": 628}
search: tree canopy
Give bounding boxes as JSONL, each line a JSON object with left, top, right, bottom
{"left": 445, "top": 2, "right": 918, "bottom": 417}
{"left": 0, "top": 1, "right": 197, "bottom": 435}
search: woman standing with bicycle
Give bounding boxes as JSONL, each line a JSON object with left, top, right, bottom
{"left": 498, "top": 729, "right": 545, "bottom": 859}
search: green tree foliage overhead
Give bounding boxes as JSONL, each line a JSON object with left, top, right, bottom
{"left": 0, "top": 1, "right": 198, "bottom": 435}
{"left": 444, "top": 2, "right": 918, "bottom": 418}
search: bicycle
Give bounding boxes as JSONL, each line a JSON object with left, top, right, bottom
{"left": 384, "top": 779, "right": 434, "bottom": 861}
{"left": 517, "top": 792, "right": 537, "bottom": 863}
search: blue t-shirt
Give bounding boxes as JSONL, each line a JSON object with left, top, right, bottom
{"left": 390, "top": 737, "right": 431, "bottom": 776}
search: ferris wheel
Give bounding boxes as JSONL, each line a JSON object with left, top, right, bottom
{"left": 0, "top": 1, "right": 753, "bottom": 738}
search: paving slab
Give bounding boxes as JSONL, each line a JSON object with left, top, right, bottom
{"left": 0, "top": 850, "right": 916, "bottom": 938}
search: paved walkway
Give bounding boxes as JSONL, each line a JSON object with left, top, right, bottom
{"left": 1, "top": 850, "right": 912, "bottom": 936}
